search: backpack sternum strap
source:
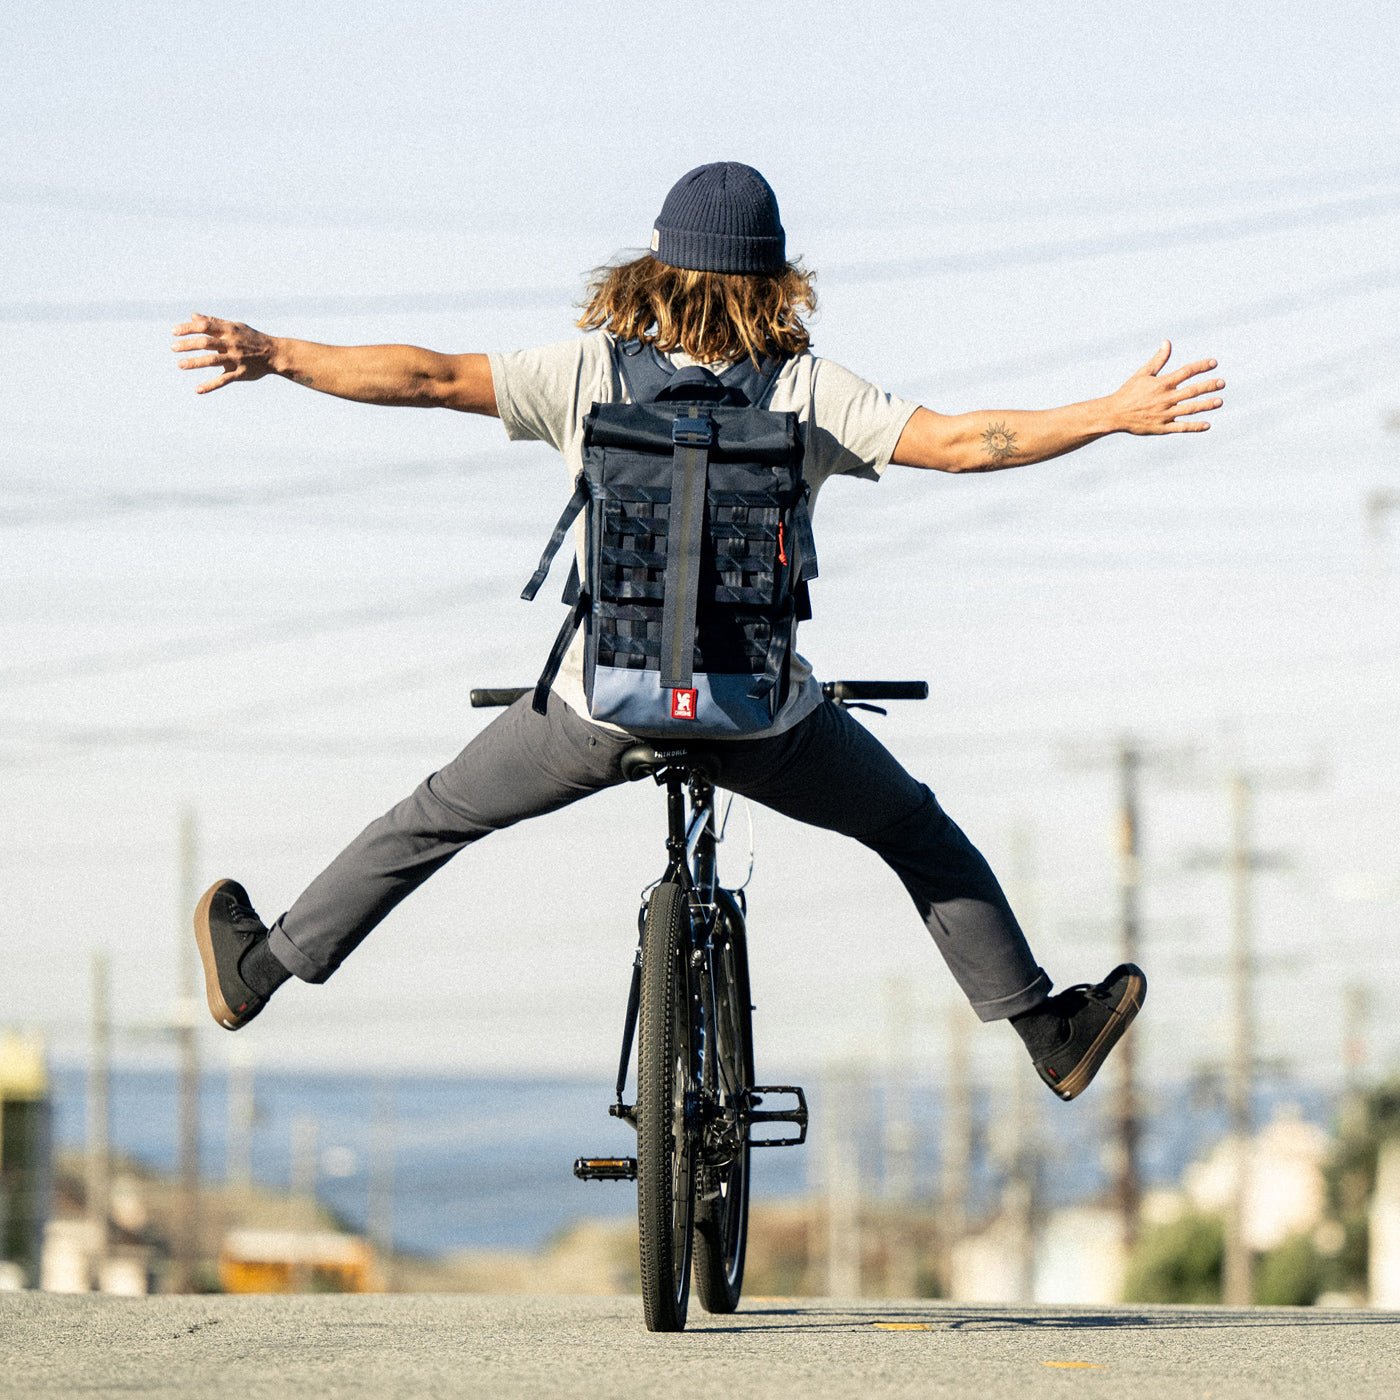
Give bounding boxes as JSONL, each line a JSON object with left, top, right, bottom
{"left": 658, "top": 409, "right": 713, "bottom": 690}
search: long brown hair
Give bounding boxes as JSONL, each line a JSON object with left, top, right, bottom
{"left": 576, "top": 253, "right": 817, "bottom": 366}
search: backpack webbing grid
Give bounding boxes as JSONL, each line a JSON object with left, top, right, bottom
{"left": 596, "top": 483, "right": 787, "bottom": 675}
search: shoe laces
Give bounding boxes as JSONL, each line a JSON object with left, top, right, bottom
{"left": 221, "top": 893, "right": 265, "bottom": 936}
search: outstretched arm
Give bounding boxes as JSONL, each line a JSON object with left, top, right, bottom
{"left": 891, "top": 341, "right": 1223, "bottom": 473}
{"left": 171, "top": 313, "right": 498, "bottom": 415}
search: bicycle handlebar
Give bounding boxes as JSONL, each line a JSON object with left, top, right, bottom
{"left": 821, "top": 681, "right": 928, "bottom": 702}
{"left": 470, "top": 687, "right": 531, "bottom": 708}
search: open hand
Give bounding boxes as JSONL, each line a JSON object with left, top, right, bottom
{"left": 1109, "top": 342, "right": 1224, "bottom": 435}
{"left": 171, "top": 313, "right": 277, "bottom": 393}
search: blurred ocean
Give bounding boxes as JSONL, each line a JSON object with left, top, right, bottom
{"left": 49, "top": 1066, "right": 1336, "bottom": 1256}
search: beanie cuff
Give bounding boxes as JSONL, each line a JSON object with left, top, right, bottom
{"left": 652, "top": 224, "right": 786, "bottom": 275}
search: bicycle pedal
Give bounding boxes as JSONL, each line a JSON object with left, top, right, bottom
{"left": 743, "top": 1085, "right": 809, "bottom": 1147}
{"left": 573, "top": 1156, "right": 638, "bottom": 1182}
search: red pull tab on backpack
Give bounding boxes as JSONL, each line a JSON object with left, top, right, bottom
{"left": 777, "top": 522, "right": 787, "bottom": 566}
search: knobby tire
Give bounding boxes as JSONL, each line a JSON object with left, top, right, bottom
{"left": 636, "top": 880, "right": 697, "bottom": 1332}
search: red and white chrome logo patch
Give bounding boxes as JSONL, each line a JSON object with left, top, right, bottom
{"left": 670, "top": 688, "right": 698, "bottom": 720}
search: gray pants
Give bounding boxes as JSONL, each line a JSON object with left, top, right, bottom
{"left": 268, "top": 693, "right": 1051, "bottom": 1022}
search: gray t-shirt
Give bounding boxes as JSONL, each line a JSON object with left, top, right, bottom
{"left": 489, "top": 331, "right": 919, "bottom": 737}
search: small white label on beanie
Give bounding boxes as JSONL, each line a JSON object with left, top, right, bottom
{"left": 650, "top": 228, "right": 660, "bottom": 251}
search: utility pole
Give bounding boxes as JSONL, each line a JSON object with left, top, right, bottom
{"left": 1002, "top": 1053, "right": 1038, "bottom": 1303}
{"left": 1003, "top": 828, "right": 1041, "bottom": 1302}
{"left": 1339, "top": 983, "right": 1372, "bottom": 1140}
{"left": 824, "top": 1062, "right": 864, "bottom": 1298}
{"left": 226, "top": 1045, "right": 255, "bottom": 1198}
{"left": 882, "top": 978, "right": 917, "bottom": 1297}
{"left": 173, "top": 808, "right": 201, "bottom": 1292}
{"left": 87, "top": 949, "right": 111, "bottom": 1272}
{"left": 940, "top": 1003, "right": 973, "bottom": 1288}
{"left": 368, "top": 1079, "right": 397, "bottom": 1288}
{"left": 1223, "top": 771, "right": 1256, "bottom": 1308}
{"left": 1114, "top": 741, "right": 1144, "bottom": 1248}
{"left": 292, "top": 1115, "right": 319, "bottom": 1228}
{"left": 1186, "top": 763, "right": 1314, "bottom": 1305}
{"left": 291, "top": 1115, "right": 319, "bottom": 1292}
{"left": 1342, "top": 983, "right": 1371, "bottom": 1094}
{"left": 1064, "top": 736, "right": 1183, "bottom": 1248}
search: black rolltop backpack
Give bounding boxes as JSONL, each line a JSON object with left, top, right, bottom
{"left": 521, "top": 339, "right": 817, "bottom": 737}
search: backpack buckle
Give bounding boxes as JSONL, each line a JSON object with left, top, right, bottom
{"left": 671, "top": 415, "right": 714, "bottom": 447}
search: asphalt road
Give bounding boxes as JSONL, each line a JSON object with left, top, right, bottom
{"left": 6, "top": 1294, "right": 1399, "bottom": 1399}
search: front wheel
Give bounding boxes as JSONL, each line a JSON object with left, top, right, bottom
{"left": 636, "top": 881, "right": 698, "bottom": 1332}
{"left": 693, "top": 894, "right": 754, "bottom": 1313}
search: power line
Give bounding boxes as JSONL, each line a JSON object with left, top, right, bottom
{"left": 11, "top": 157, "right": 1400, "bottom": 236}
{"left": 6, "top": 261, "right": 1391, "bottom": 541}
{"left": 895, "top": 263, "right": 1400, "bottom": 397}
{"left": 827, "top": 186, "right": 1400, "bottom": 287}
{"left": 3, "top": 261, "right": 1394, "bottom": 533}
{"left": 6, "top": 185, "right": 1397, "bottom": 326}
{"left": 0, "top": 574, "right": 519, "bottom": 692}
{"left": 0, "top": 455, "right": 507, "bottom": 528}
{"left": 851, "top": 330, "right": 1400, "bottom": 564}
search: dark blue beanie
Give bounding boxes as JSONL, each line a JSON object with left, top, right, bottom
{"left": 650, "top": 163, "right": 786, "bottom": 275}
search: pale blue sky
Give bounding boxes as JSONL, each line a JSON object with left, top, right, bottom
{"left": 3, "top": 2, "right": 1399, "bottom": 1086}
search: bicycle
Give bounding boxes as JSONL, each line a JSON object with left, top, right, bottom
{"left": 469, "top": 679, "right": 928, "bottom": 1331}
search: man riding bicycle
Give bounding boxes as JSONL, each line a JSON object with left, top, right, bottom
{"left": 177, "top": 162, "right": 1224, "bottom": 1100}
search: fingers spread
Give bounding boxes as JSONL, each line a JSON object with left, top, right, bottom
{"left": 177, "top": 352, "right": 225, "bottom": 371}
{"left": 1171, "top": 392, "right": 1225, "bottom": 417}
{"left": 1165, "top": 358, "right": 1219, "bottom": 389}
{"left": 196, "top": 367, "right": 241, "bottom": 394}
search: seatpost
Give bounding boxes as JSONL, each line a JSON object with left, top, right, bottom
{"left": 689, "top": 772, "right": 716, "bottom": 900}
{"left": 665, "top": 769, "right": 688, "bottom": 866}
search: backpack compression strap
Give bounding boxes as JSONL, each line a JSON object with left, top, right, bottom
{"left": 659, "top": 407, "right": 712, "bottom": 690}
{"left": 522, "top": 475, "right": 590, "bottom": 714}
{"left": 748, "top": 485, "right": 819, "bottom": 701}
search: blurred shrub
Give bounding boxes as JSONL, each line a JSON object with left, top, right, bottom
{"left": 1122, "top": 1212, "right": 1222, "bottom": 1304}
{"left": 1254, "top": 1233, "right": 1325, "bottom": 1306}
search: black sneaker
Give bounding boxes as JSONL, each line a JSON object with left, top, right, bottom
{"left": 1032, "top": 963, "right": 1146, "bottom": 1102}
{"left": 194, "top": 878, "right": 271, "bottom": 1030}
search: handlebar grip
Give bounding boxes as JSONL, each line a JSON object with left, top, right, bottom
{"left": 821, "top": 680, "right": 929, "bottom": 702}
{"left": 470, "top": 687, "right": 531, "bottom": 708}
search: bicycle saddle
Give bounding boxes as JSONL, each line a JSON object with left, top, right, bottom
{"left": 619, "top": 743, "right": 723, "bottom": 785}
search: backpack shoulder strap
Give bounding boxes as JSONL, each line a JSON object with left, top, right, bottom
{"left": 614, "top": 337, "right": 789, "bottom": 408}
{"left": 611, "top": 338, "right": 675, "bottom": 404}
{"left": 718, "top": 353, "right": 788, "bottom": 408}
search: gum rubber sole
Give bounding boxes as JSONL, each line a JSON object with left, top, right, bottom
{"left": 1052, "top": 970, "right": 1145, "bottom": 1101}
{"left": 193, "top": 878, "right": 256, "bottom": 1031}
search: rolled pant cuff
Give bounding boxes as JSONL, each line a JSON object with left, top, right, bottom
{"left": 970, "top": 968, "right": 1053, "bottom": 1022}
{"left": 268, "top": 918, "right": 326, "bottom": 984}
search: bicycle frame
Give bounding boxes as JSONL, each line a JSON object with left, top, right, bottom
{"left": 605, "top": 754, "right": 806, "bottom": 1154}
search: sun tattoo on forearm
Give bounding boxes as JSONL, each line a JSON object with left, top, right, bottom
{"left": 980, "top": 421, "right": 1018, "bottom": 463}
